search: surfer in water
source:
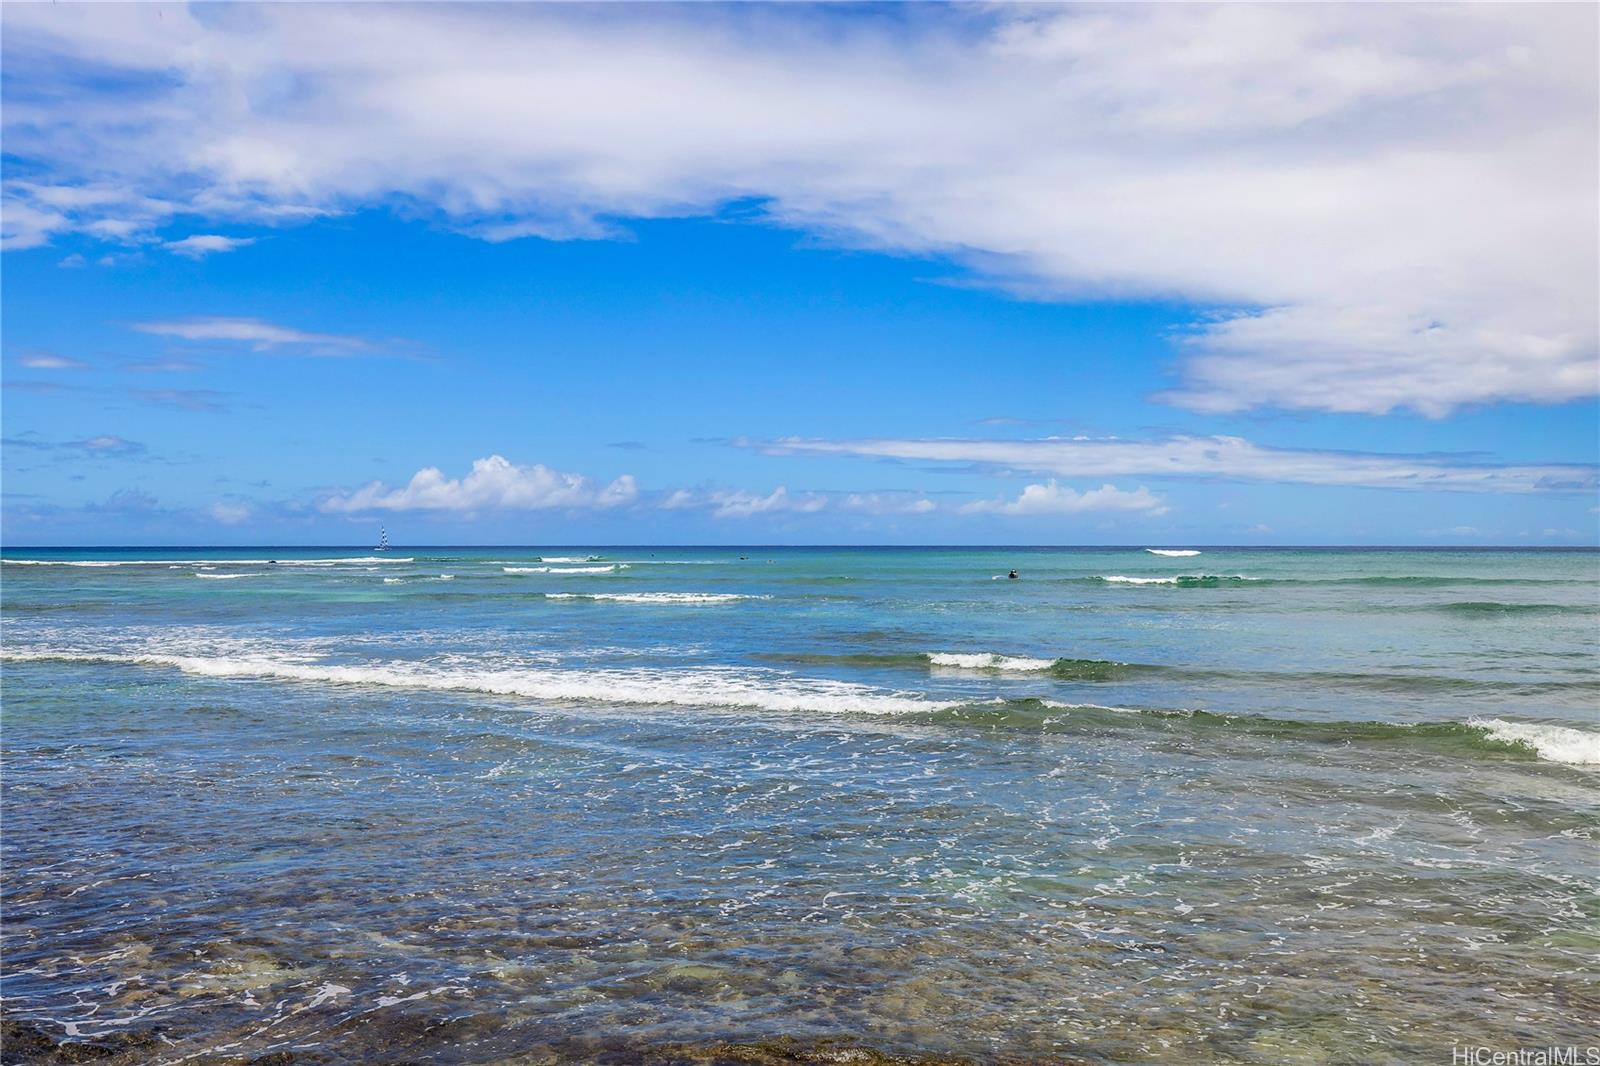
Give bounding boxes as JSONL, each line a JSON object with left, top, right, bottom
{"left": 1008, "top": 569, "right": 1019, "bottom": 579}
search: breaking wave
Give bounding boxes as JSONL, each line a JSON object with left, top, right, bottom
{"left": 5, "top": 646, "right": 1594, "bottom": 765}
{"left": 5, "top": 556, "right": 414, "bottom": 567}
{"left": 503, "top": 565, "right": 624, "bottom": 575}
{"left": 1, "top": 647, "right": 942, "bottom": 717}
{"left": 546, "top": 592, "right": 769, "bottom": 605}
{"left": 1098, "top": 574, "right": 1255, "bottom": 586}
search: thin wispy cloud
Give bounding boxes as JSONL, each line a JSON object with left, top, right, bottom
{"left": 4, "top": 379, "right": 83, "bottom": 394}
{"left": 162, "top": 234, "right": 256, "bottom": 259}
{"left": 2, "top": 433, "right": 146, "bottom": 457}
{"left": 761, "top": 435, "right": 1599, "bottom": 495}
{"left": 963, "top": 482, "right": 1168, "bottom": 517}
{"left": 663, "top": 486, "right": 830, "bottom": 520}
{"left": 130, "top": 388, "right": 228, "bottom": 413}
{"left": 122, "top": 358, "right": 205, "bottom": 373}
{"left": 2, "top": 4, "right": 1592, "bottom": 415}
{"left": 128, "top": 316, "right": 372, "bottom": 355}
{"left": 16, "top": 351, "right": 88, "bottom": 369}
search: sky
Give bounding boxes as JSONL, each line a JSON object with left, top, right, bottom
{"left": 2, "top": 2, "right": 1596, "bottom": 547}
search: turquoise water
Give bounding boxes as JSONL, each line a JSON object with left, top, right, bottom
{"left": 2, "top": 546, "right": 1597, "bottom": 1062}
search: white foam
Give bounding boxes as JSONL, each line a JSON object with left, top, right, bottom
{"left": 928, "top": 652, "right": 1056, "bottom": 671}
{"left": 537, "top": 556, "right": 600, "bottom": 563}
{"left": 195, "top": 573, "right": 257, "bottom": 580}
{"left": 503, "top": 564, "right": 622, "bottom": 574}
{"left": 4, "top": 556, "right": 413, "bottom": 567}
{"left": 546, "top": 592, "right": 766, "bottom": 604}
{"left": 1100, "top": 574, "right": 1250, "bottom": 585}
{"left": 1146, "top": 548, "right": 1202, "bottom": 557}
{"left": 383, "top": 577, "right": 404, "bottom": 584}
{"left": 1470, "top": 718, "right": 1600, "bottom": 766}
{"left": 1, "top": 647, "right": 945, "bottom": 717}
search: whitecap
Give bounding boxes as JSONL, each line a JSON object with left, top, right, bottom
{"left": 928, "top": 652, "right": 1056, "bottom": 671}
{"left": 1470, "top": 718, "right": 1600, "bottom": 766}
{"left": 5, "top": 556, "right": 413, "bottom": 567}
{"left": 1145, "top": 548, "right": 1202, "bottom": 557}
{"left": 1, "top": 646, "right": 945, "bottom": 717}
{"left": 504, "top": 564, "right": 622, "bottom": 575}
{"left": 546, "top": 592, "right": 766, "bottom": 605}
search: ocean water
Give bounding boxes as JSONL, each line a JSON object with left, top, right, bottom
{"left": 2, "top": 546, "right": 1596, "bottom": 1063}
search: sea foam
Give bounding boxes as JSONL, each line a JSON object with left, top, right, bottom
{"left": 4, "top": 556, "right": 414, "bottom": 567}
{"left": 1099, "top": 574, "right": 1253, "bottom": 586}
{"left": 928, "top": 652, "right": 1057, "bottom": 671}
{"left": 504, "top": 565, "right": 622, "bottom": 575}
{"left": 2, "top": 647, "right": 944, "bottom": 717}
{"left": 1469, "top": 718, "right": 1600, "bottom": 766}
{"left": 546, "top": 592, "right": 767, "bottom": 604}
{"left": 1145, "top": 549, "right": 1202, "bottom": 557}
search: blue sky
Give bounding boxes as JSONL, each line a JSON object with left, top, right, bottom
{"left": 3, "top": 3, "right": 1596, "bottom": 546}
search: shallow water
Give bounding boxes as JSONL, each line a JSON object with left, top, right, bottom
{"left": 2, "top": 546, "right": 1597, "bottom": 1062}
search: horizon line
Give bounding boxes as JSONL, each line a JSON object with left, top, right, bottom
{"left": 3, "top": 543, "right": 1597, "bottom": 552}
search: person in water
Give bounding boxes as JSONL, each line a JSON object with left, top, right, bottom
{"left": 1008, "top": 569, "right": 1019, "bottom": 579}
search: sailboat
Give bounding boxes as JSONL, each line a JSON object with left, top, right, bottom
{"left": 376, "top": 527, "right": 391, "bottom": 552}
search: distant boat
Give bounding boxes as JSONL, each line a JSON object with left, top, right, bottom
{"left": 376, "top": 527, "right": 391, "bottom": 552}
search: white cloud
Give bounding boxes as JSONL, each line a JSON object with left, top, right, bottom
{"left": 17, "top": 352, "right": 87, "bottom": 369}
{"left": 963, "top": 482, "right": 1168, "bottom": 517}
{"left": 659, "top": 486, "right": 935, "bottom": 519}
{"left": 76, "top": 435, "right": 141, "bottom": 454}
{"left": 128, "top": 316, "right": 370, "bottom": 354}
{"left": 321, "top": 463, "right": 942, "bottom": 520}
{"left": 162, "top": 234, "right": 255, "bottom": 259}
{"left": 320, "top": 455, "right": 638, "bottom": 513}
{"left": 841, "top": 493, "right": 937, "bottom": 516}
{"left": 1, "top": 4, "right": 1593, "bottom": 415}
{"left": 764, "top": 435, "right": 1598, "bottom": 495}
{"left": 208, "top": 501, "right": 252, "bottom": 524}
{"left": 2, "top": 433, "right": 146, "bottom": 457}
{"left": 694, "top": 487, "right": 830, "bottom": 520}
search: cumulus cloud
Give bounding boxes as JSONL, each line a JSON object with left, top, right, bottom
{"left": 128, "top": 316, "right": 371, "bottom": 355}
{"left": 320, "top": 455, "right": 639, "bottom": 513}
{"left": 763, "top": 435, "right": 1598, "bottom": 495}
{"left": 964, "top": 482, "right": 1168, "bottom": 517}
{"left": 319, "top": 459, "right": 946, "bottom": 521}
{"left": 162, "top": 234, "right": 255, "bottom": 259}
{"left": 2, "top": 4, "right": 1593, "bottom": 415}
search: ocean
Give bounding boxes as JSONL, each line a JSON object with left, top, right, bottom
{"left": 2, "top": 546, "right": 1596, "bottom": 1063}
